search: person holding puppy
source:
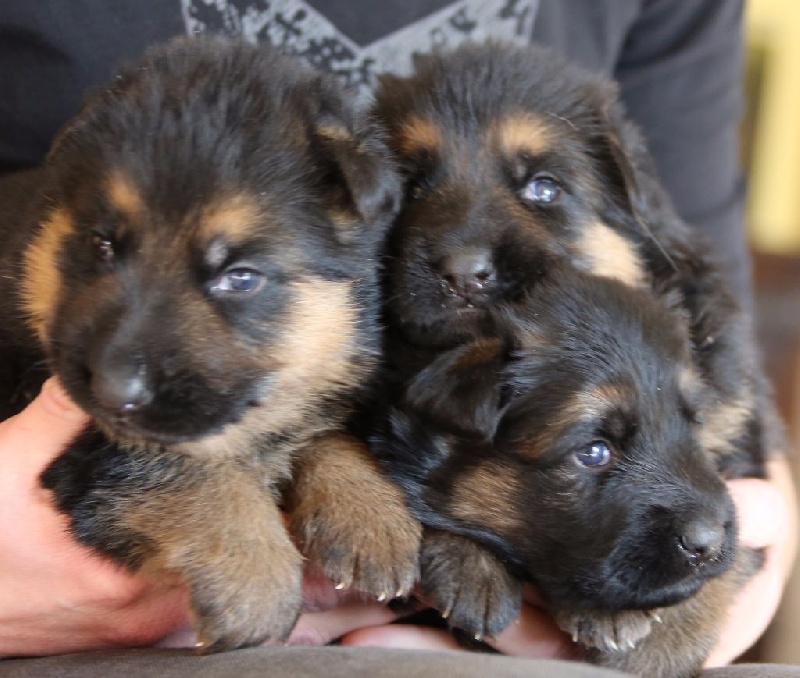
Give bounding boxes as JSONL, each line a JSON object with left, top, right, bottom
{"left": 0, "top": 0, "right": 796, "bottom": 675}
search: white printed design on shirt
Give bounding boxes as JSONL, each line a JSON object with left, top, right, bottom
{"left": 180, "top": 0, "right": 538, "bottom": 89}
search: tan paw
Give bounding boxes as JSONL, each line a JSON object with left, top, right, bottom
{"left": 293, "top": 496, "right": 421, "bottom": 601}
{"left": 190, "top": 537, "right": 305, "bottom": 652}
{"left": 290, "top": 434, "right": 422, "bottom": 601}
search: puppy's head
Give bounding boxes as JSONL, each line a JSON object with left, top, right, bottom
{"left": 376, "top": 42, "right": 658, "bottom": 348}
{"left": 381, "top": 270, "right": 735, "bottom": 611}
{"left": 23, "top": 37, "right": 400, "bottom": 449}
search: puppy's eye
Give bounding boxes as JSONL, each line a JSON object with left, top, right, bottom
{"left": 92, "top": 233, "right": 115, "bottom": 262}
{"left": 522, "top": 175, "right": 562, "bottom": 204}
{"left": 211, "top": 268, "right": 265, "bottom": 294}
{"left": 575, "top": 440, "right": 612, "bottom": 468}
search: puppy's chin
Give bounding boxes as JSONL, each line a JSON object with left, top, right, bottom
{"left": 391, "top": 303, "right": 498, "bottom": 349}
{"left": 89, "top": 408, "right": 247, "bottom": 447}
{"left": 541, "top": 543, "right": 735, "bottom": 613}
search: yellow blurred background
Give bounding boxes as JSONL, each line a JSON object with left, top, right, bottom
{"left": 745, "top": 0, "right": 800, "bottom": 253}
{"left": 746, "top": 0, "right": 800, "bottom": 665}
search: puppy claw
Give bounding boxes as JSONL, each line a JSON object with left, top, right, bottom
{"left": 377, "top": 592, "right": 387, "bottom": 602}
{"left": 648, "top": 611, "right": 663, "bottom": 623}
{"left": 556, "top": 609, "right": 654, "bottom": 654}
{"left": 334, "top": 581, "right": 349, "bottom": 591}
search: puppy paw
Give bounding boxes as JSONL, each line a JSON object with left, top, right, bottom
{"left": 290, "top": 434, "right": 422, "bottom": 601}
{"left": 192, "top": 554, "right": 304, "bottom": 652}
{"left": 420, "top": 529, "right": 522, "bottom": 639}
{"left": 293, "top": 495, "right": 421, "bottom": 601}
{"left": 555, "top": 608, "right": 658, "bottom": 653}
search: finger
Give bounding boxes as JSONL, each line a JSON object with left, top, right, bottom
{"left": 288, "top": 601, "right": 399, "bottom": 646}
{"left": 704, "top": 544, "right": 784, "bottom": 668}
{"left": 0, "top": 378, "right": 89, "bottom": 473}
{"left": 342, "top": 623, "right": 461, "bottom": 650}
{"left": 727, "top": 478, "right": 786, "bottom": 550}
{"left": 488, "top": 603, "right": 575, "bottom": 659}
{"left": 522, "top": 584, "right": 546, "bottom": 607}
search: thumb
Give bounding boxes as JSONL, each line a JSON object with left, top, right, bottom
{"left": 0, "top": 378, "right": 90, "bottom": 474}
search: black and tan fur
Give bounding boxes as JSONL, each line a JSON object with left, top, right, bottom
{"left": 0, "top": 37, "right": 421, "bottom": 651}
{"left": 371, "top": 43, "right": 778, "bottom": 677}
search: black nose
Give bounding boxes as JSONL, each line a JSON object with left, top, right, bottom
{"left": 91, "top": 362, "right": 152, "bottom": 413}
{"left": 678, "top": 517, "right": 726, "bottom": 565}
{"left": 438, "top": 251, "right": 495, "bottom": 299}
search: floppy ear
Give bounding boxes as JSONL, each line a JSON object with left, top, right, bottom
{"left": 596, "top": 103, "right": 709, "bottom": 284}
{"left": 308, "top": 90, "right": 402, "bottom": 244}
{"left": 403, "top": 338, "right": 509, "bottom": 440}
{"left": 595, "top": 106, "right": 662, "bottom": 232}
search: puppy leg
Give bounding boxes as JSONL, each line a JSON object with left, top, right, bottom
{"left": 43, "top": 433, "right": 304, "bottom": 651}
{"left": 288, "top": 433, "right": 422, "bottom": 600}
{"left": 566, "top": 548, "right": 763, "bottom": 678}
{"left": 420, "top": 528, "right": 522, "bottom": 639}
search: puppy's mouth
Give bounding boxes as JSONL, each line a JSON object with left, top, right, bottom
{"left": 89, "top": 391, "right": 263, "bottom": 448}
{"left": 440, "top": 291, "right": 493, "bottom": 312}
{"left": 94, "top": 412, "right": 229, "bottom": 447}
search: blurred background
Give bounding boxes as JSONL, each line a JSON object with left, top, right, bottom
{"left": 744, "top": 0, "right": 800, "bottom": 664}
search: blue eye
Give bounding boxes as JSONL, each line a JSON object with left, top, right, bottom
{"left": 212, "top": 268, "right": 265, "bottom": 294}
{"left": 522, "top": 176, "right": 562, "bottom": 204}
{"left": 575, "top": 440, "right": 612, "bottom": 468}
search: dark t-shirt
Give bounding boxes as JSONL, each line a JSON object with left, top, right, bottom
{"left": 0, "top": 0, "right": 749, "bottom": 297}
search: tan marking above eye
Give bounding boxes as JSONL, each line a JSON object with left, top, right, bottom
{"left": 199, "top": 194, "right": 264, "bottom": 245}
{"left": 108, "top": 171, "right": 145, "bottom": 218}
{"left": 395, "top": 116, "right": 441, "bottom": 156}
{"left": 573, "top": 382, "right": 627, "bottom": 425}
{"left": 22, "top": 207, "right": 75, "bottom": 342}
{"left": 492, "top": 113, "right": 553, "bottom": 158}
{"left": 573, "top": 221, "right": 646, "bottom": 288}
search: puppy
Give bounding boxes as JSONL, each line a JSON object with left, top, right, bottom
{"left": 0, "top": 37, "right": 420, "bottom": 651}
{"left": 372, "top": 42, "right": 777, "bottom": 676}
{"left": 373, "top": 268, "right": 761, "bottom": 677}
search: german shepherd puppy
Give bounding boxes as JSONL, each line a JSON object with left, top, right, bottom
{"left": 372, "top": 43, "right": 776, "bottom": 676}
{"left": 373, "top": 267, "right": 762, "bottom": 677}
{"left": 0, "top": 37, "right": 421, "bottom": 651}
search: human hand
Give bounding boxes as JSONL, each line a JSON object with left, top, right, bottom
{"left": 0, "top": 379, "right": 396, "bottom": 656}
{"left": 704, "top": 457, "right": 798, "bottom": 667}
{"left": 341, "top": 462, "right": 798, "bottom": 665}
{"left": 0, "top": 379, "right": 189, "bottom": 657}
